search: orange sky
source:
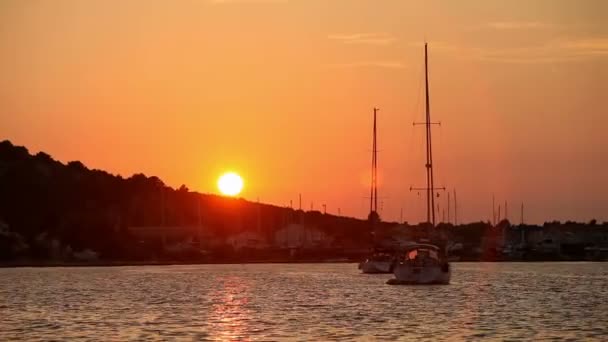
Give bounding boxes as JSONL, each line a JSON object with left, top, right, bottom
{"left": 1, "top": 0, "right": 607, "bottom": 224}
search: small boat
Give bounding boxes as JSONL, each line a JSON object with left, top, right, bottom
{"left": 387, "top": 243, "right": 451, "bottom": 285}
{"left": 359, "top": 250, "right": 397, "bottom": 274}
{"left": 358, "top": 108, "right": 395, "bottom": 274}
{"left": 387, "top": 43, "right": 451, "bottom": 285}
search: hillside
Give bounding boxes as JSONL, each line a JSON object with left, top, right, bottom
{"left": 1, "top": 140, "right": 607, "bottom": 264}
{"left": 0, "top": 140, "right": 378, "bottom": 262}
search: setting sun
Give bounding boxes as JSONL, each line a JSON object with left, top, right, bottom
{"left": 217, "top": 172, "right": 244, "bottom": 197}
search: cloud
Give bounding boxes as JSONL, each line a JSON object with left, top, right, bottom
{"left": 557, "top": 38, "right": 608, "bottom": 56}
{"left": 454, "top": 20, "right": 607, "bottom": 63}
{"left": 465, "top": 21, "right": 553, "bottom": 33}
{"left": 328, "top": 61, "right": 405, "bottom": 69}
{"left": 209, "top": 0, "right": 287, "bottom": 4}
{"left": 425, "top": 37, "right": 608, "bottom": 64}
{"left": 328, "top": 33, "right": 396, "bottom": 46}
{"left": 486, "top": 21, "right": 551, "bottom": 30}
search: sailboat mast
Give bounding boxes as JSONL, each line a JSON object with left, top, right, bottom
{"left": 424, "top": 43, "right": 436, "bottom": 226}
{"left": 374, "top": 108, "right": 378, "bottom": 213}
{"left": 454, "top": 189, "right": 458, "bottom": 225}
{"left": 447, "top": 191, "right": 451, "bottom": 224}
{"left": 411, "top": 43, "right": 444, "bottom": 226}
{"left": 370, "top": 108, "right": 379, "bottom": 214}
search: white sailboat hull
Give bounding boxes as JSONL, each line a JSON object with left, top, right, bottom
{"left": 388, "top": 263, "right": 451, "bottom": 285}
{"left": 360, "top": 260, "right": 393, "bottom": 274}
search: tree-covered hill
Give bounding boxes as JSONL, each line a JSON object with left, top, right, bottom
{"left": 0, "top": 140, "right": 376, "bottom": 261}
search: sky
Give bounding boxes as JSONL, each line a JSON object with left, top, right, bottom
{"left": 1, "top": 0, "right": 607, "bottom": 224}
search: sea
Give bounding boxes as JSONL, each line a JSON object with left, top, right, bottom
{"left": 1, "top": 262, "right": 607, "bottom": 341}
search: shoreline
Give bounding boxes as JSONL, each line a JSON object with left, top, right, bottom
{"left": 1, "top": 259, "right": 604, "bottom": 268}
{"left": 0, "top": 259, "right": 355, "bottom": 268}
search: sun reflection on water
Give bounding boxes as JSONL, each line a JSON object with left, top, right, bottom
{"left": 208, "top": 277, "right": 252, "bottom": 342}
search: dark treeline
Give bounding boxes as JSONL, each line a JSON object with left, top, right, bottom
{"left": 1, "top": 140, "right": 607, "bottom": 264}
{"left": 0, "top": 140, "right": 376, "bottom": 262}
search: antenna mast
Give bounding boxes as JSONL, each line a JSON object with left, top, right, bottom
{"left": 411, "top": 43, "right": 444, "bottom": 226}
{"left": 370, "top": 108, "right": 379, "bottom": 215}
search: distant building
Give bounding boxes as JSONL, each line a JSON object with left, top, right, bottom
{"left": 274, "top": 224, "right": 333, "bottom": 248}
{"left": 73, "top": 249, "right": 99, "bottom": 261}
{"left": 127, "top": 225, "right": 219, "bottom": 252}
{"left": 128, "top": 225, "right": 203, "bottom": 242}
{"left": 226, "top": 231, "right": 269, "bottom": 250}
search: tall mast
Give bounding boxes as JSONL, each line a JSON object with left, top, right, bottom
{"left": 447, "top": 191, "right": 451, "bottom": 224}
{"left": 492, "top": 194, "right": 496, "bottom": 226}
{"left": 424, "top": 43, "right": 436, "bottom": 226}
{"left": 454, "top": 189, "right": 458, "bottom": 225}
{"left": 370, "top": 108, "right": 379, "bottom": 216}
{"left": 411, "top": 43, "right": 444, "bottom": 226}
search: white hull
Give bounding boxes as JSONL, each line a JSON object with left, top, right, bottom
{"left": 389, "top": 263, "right": 451, "bottom": 285}
{"left": 360, "top": 260, "right": 393, "bottom": 274}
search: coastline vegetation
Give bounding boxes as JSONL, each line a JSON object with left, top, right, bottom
{"left": 1, "top": 140, "right": 606, "bottom": 265}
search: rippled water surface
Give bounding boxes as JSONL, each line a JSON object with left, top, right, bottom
{"left": 1, "top": 263, "right": 607, "bottom": 341}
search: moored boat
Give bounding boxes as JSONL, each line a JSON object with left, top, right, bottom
{"left": 387, "top": 43, "right": 451, "bottom": 285}
{"left": 358, "top": 107, "right": 391, "bottom": 274}
{"left": 359, "top": 249, "right": 397, "bottom": 274}
{"left": 387, "top": 243, "right": 450, "bottom": 284}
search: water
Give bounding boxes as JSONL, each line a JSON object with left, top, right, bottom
{"left": 1, "top": 263, "right": 607, "bottom": 341}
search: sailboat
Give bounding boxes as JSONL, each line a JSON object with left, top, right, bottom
{"left": 388, "top": 43, "right": 451, "bottom": 285}
{"left": 359, "top": 108, "right": 398, "bottom": 274}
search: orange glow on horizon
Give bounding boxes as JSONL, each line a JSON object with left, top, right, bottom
{"left": 0, "top": 1, "right": 606, "bottom": 224}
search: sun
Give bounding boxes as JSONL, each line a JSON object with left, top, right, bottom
{"left": 217, "top": 172, "right": 244, "bottom": 197}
